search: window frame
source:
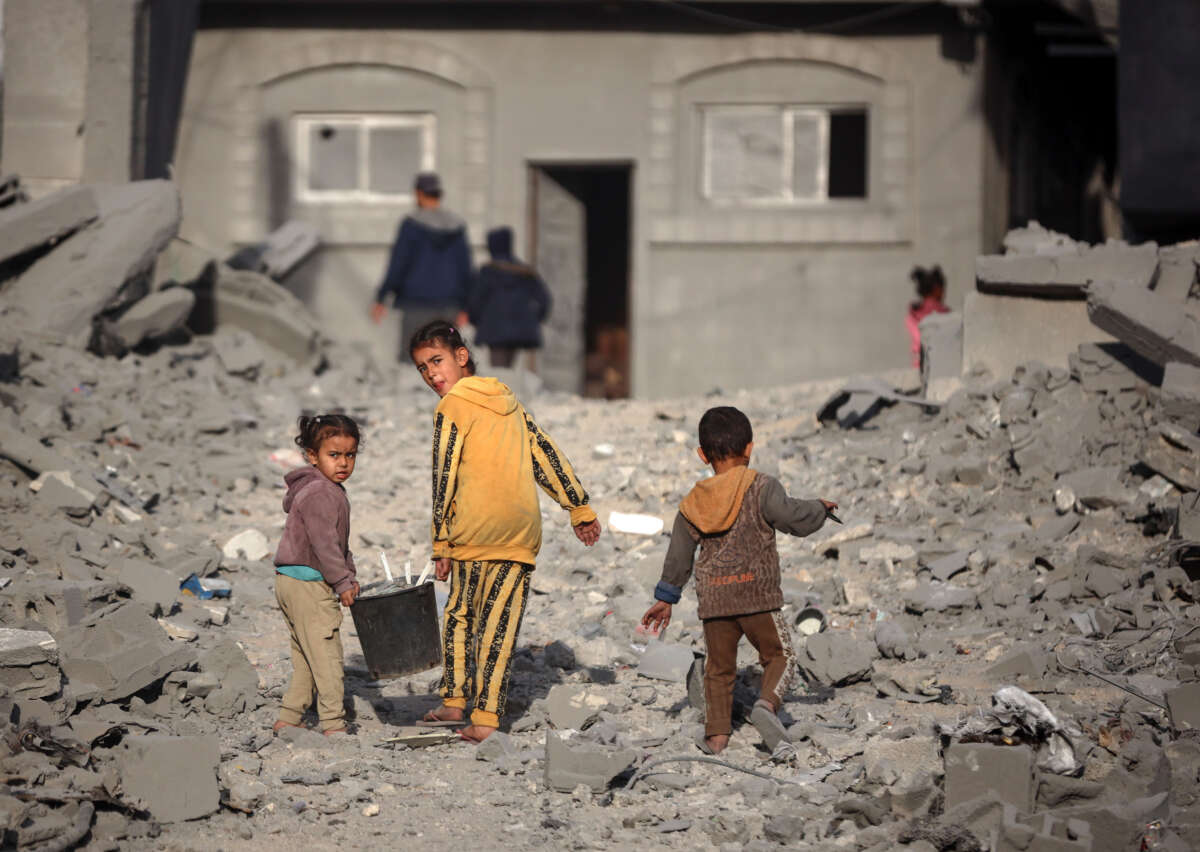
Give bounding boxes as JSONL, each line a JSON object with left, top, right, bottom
{"left": 293, "top": 112, "right": 437, "bottom": 204}
{"left": 699, "top": 103, "right": 868, "bottom": 207}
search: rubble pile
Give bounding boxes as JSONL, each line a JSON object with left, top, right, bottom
{"left": 0, "top": 189, "right": 1195, "bottom": 850}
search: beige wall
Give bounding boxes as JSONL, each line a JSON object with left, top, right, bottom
{"left": 173, "top": 27, "right": 985, "bottom": 395}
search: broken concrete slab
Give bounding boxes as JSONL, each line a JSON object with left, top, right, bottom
{"left": 188, "top": 263, "right": 323, "bottom": 364}
{"left": 1, "top": 181, "right": 180, "bottom": 348}
{"left": 874, "top": 620, "right": 915, "bottom": 661}
{"left": 543, "top": 731, "right": 635, "bottom": 793}
{"left": 0, "top": 185, "right": 99, "bottom": 267}
{"left": 1087, "top": 279, "right": 1200, "bottom": 368}
{"left": 919, "top": 311, "right": 962, "bottom": 395}
{"left": 944, "top": 742, "right": 1035, "bottom": 814}
{"left": 636, "top": 642, "right": 694, "bottom": 683}
{"left": 1166, "top": 682, "right": 1200, "bottom": 731}
{"left": 925, "top": 550, "right": 970, "bottom": 582}
{"left": 1177, "top": 491, "right": 1200, "bottom": 540}
{"left": 905, "top": 581, "right": 978, "bottom": 613}
{"left": 110, "top": 557, "right": 178, "bottom": 616}
{"left": 197, "top": 640, "right": 261, "bottom": 717}
{"left": 104, "top": 287, "right": 196, "bottom": 352}
{"left": 0, "top": 627, "right": 61, "bottom": 699}
{"left": 797, "top": 632, "right": 876, "bottom": 686}
{"left": 964, "top": 290, "right": 1113, "bottom": 378}
{"left": 1154, "top": 241, "right": 1199, "bottom": 303}
{"left": 56, "top": 601, "right": 196, "bottom": 702}
{"left": 36, "top": 475, "right": 95, "bottom": 518}
{"left": 117, "top": 735, "right": 220, "bottom": 822}
{"left": 545, "top": 684, "right": 606, "bottom": 730}
{"left": 976, "top": 239, "right": 1157, "bottom": 298}
{"left": 1058, "top": 466, "right": 1136, "bottom": 509}
{"left": 817, "top": 377, "right": 942, "bottom": 429}
{"left": 1160, "top": 361, "right": 1200, "bottom": 432}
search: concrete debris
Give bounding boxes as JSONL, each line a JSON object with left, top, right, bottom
{"left": 1087, "top": 279, "right": 1200, "bottom": 368}
{"left": 1154, "top": 241, "right": 1200, "bottom": 302}
{"left": 222, "top": 528, "right": 271, "bottom": 562}
{"left": 635, "top": 642, "right": 694, "bottom": 683}
{"left": 797, "top": 631, "right": 877, "bottom": 686}
{"left": 963, "top": 290, "right": 1111, "bottom": 381}
{"left": 117, "top": 735, "right": 220, "bottom": 822}
{"left": 56, "top": 601, "right": 197, "bottom": 702}
{"left": 225, "top": 220, "right": 320, "bottom": 280}
{"left": 977, "top": 233, "right": 1157, "bottom": 298}
{"left": 1160, "top": 360, "right": 1200, "bottom": 431}
{"left": 102, "top": 286, "right": 196, "bottom": 353}
{"left": 0, "top": 199, "right": 1197, "bottom": 846}
{"left": 918, "top": 311, "right": 962, "bottom": 394}
{"left": 543, "top": 731, "right": 636, "bottom": 792}
{"left": 1, "top": 181, "right": 180, "bottom": 348}
{"left": 0, "top": 184, "right": 99, "bottom": 267}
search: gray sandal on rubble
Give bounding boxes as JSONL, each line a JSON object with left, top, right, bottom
{"left": 695, "top": 732, "right": 716, "bottom": 755}
{"left": 750, "top": 699, "right": 790, "bottom": 753}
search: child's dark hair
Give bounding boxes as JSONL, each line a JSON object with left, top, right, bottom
{"left": 408, "top": 319, "right": 477, "bottom": 374}
{"left": 910, "top": 265, "right": 946, "bottom": 299}
{"left": 295, "top": 413, "right": 361, "bottom": 453}
{"left": 698, "top": 406, "right": 753, "bottom": 461}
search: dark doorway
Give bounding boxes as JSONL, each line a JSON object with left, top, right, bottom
{"left": 527, "top": 163, "right": 632, "bottom": 398}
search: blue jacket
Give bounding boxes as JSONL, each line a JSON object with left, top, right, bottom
{"left": 376, "top": 208, "right": 472, "bottom": 308}
{"left": 467, "top": 227, "right": 552, "bottom": 348}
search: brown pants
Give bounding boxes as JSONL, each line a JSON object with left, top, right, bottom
{"left": 701, "top": 609, "right": 796, "bottom": 737}
{"left": 275, "top": 574, "right": 346, "bottom": 731}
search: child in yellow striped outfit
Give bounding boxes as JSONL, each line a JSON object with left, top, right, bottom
{"left": 410, "top": 320, "right": 602, "bottom": 743}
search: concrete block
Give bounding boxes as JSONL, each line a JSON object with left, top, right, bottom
{"left": 106, "top": 287, "right": 196, "bottom": 350}
{"left": 1166, "top": 682, "right": 1200, "bottom": 731}
{"left": 1087, "top": 280, "right": 1200, "bottom": 368}
{"left": 1154, "top": 242, "right": 1200, "bottom": 302}
{"left": 992, "top": 806, "right": 1093, "bottom": 852}
{"left": 964, "top": 291, "right": 1112, "bottom": 379}
{"left": 110, "top": 557, "right": 178, "bottom": 616}
{"left": 188, "top": 263, "right": 323, "bottom": 364}
{"left": 36, "top": 474, "right": 94, "bottom": 518}
{"left": 1177, "top": 491, "right": 1200, "bottom": 540}
{"left": 0, "top": 185, "right": 98, "bottom": 265}
{"left": 797, "top": 631, "right": 876, "bottom": 686}
{"left": 0, "top": 627, "right": 61, "bottom": 699}
{"left": 545, "top": 684, "right": 606, "bottom": 730}
{"left": 1052, "top": 792, "right": 1167, "bottom": 852}
{"left": 943, "top": 742, "right": 1035, "bottom": 813}
{"left": 636, "top": 642, "right": 694, "bottom": 683}
{"left": 259, "top": 220, "right": 320, "bottom": 279}
{"left": 543, "top": 731, "right": 635, "bottom": 792}
{"left": 2, "top": 181, "right": 180, "bottom": 347}
{"left": 56, "top": 600, "right": 196, "bottom": 702}
{"left": 1058, "top": 466, "right": 1136, "bottom": 509}
{"left": 198, "top": 640, "right": 261, "bottom": 717}
{"left": 117, "top": 735, "right": 220, "bottom": 822}
{"left": 976, "top": 240, "right": 1157, "bottom": 298}
{"left": 1160, "top": 361, "right": 1200, "bottom": 431}
{"left": 919, "top": 311, "right": 962, "bottom": 396}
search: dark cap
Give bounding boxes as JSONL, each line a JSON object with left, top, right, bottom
{"left": 414, "top": 172, "right": 442, "bottom": 195}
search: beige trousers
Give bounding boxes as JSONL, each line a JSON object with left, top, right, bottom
{"left": 275, "top": 573, "right": 346, "bottom": 731}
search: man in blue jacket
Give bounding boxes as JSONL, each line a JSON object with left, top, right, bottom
{"left": 370, "top": 172, "right": 472, "bottom": 355}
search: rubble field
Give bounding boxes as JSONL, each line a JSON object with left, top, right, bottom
{"left": 0, "top": 182, "right": 1199, "bottom": 851}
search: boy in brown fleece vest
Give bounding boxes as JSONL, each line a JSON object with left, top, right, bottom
{"left": 642, "top": 406, "right": 837, "bottom": 755}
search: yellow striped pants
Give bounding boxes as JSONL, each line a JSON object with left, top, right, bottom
{"left": 440, "top": 560, "right": 531, "bottom": 728}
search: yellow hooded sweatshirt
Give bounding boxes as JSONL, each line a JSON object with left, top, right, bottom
{"left": 430, "top": 376, "right": 596, "bottom": 565}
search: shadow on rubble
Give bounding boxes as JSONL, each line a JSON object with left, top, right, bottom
{"left": 342, "top": 643, "right": 584, "bottom": 732}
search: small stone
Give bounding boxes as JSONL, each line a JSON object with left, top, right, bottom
{"left": 361, "top": 803, "right": 380, "bottom": 817}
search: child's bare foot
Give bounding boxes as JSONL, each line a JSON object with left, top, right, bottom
{"left": 705, "top": 734, "right": 729, "bottom": 754}
{"left": 272, "top": 720, "right": 302, "bottom": 733}
{"left": 458, "top": 724, "right": 497, "bottom": 743}
{"left": 422, "top": 705, "right": 465, "bottom": 723}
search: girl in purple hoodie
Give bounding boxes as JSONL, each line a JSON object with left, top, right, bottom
{"left": 272, "top": 414, "right": 361, "bottom": 736}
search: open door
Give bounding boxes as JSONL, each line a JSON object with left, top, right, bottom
{"left": 530, "top": 169, "right": 587, "bottom": 394}
{"left": 528, "top": 163, "right": 632, "bottom": 397}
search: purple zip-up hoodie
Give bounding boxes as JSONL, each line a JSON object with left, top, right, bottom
{"left": 273, "top": 467, "right": 356, "bottom": 594}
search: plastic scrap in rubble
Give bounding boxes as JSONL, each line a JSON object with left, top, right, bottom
{"left": 179, "top": 574, "right": 232, "bottom": 599}
{"left": 608, "top": 511, "right": 665, "bottom": 536}
{"left": 940, "top": 685, "right": 1080, "bottom": 776}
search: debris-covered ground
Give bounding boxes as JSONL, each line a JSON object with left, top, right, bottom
{"left": 1, "top": 181, "right": 1199, "bottom": 851}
